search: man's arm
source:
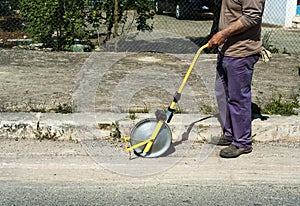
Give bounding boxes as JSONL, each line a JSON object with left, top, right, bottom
{"left": 208, "top": 0, "right": 265, "bottom": 49}
{"left": 208, "top": 19, "right": 245, "bottom": 49}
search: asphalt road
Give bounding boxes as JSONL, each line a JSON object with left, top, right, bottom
{"left": 1, "top": 182, "right": 299, "bottom": 205}
{"left": 0, "top": 139, "right": 299, "bottom": 205}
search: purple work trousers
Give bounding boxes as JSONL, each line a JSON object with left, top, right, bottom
{"left": 215, "top": 53, "right": 259, "bottom": 148}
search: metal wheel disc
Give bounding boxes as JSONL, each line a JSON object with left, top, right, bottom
{"left": 130, "top": 118, "right": 172, "bottom": 158}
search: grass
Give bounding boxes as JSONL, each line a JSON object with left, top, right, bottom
{"left": 262, "top": 94, "right": 300, "bottom": 116}
{"left": 128, "top": 113, "right": 137, "bottom": 120}
{"left": 294, "top": 66, "right": 300, "bottom": 76}
{"left": 0, "top": 100, "right": 73, "bottom": 113}
{"left": 128, "top": 105, "right": 150, "bottom": 114}
{"left": 262, "top": 30, "right": 279, "bottom": 53}
{"left": 127, "top": 105, "right": 150, "bottom": 120}
{"left": 33, "top": 121, "right": 61, "bottom": 141}
{"left": 199, "top": 105, "right": 218, "bottom": 115}
{"left": 28, "top": 104, "right": 47, "bottom": 113}
{"left": 53, "top": 103, "right": 73, "bottom": 114}
{"left": 110, "top": 122, "right": 121, "bottom": 139}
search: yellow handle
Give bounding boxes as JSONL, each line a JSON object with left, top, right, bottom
{"left": 142, "top": 43, "right": 209, "bottom": 153}
{"left": 125, "top": 138, "right": 151, "bottom": 152}
{"left": 170, "top": 43, "right": 209, "bottom": 110}
{"left": 125, "top": 121, "right": 164, "bottom": 154}
{"left": 142, "top": 121, "right": 164, "bottom": 154}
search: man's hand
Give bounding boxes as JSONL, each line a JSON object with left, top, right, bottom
{"left": 208, "top": 31, "right": 228, "bottom": 49}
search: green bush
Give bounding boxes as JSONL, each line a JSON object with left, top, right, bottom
{"left": 20, "top": 0, "right": 88, "bottom": 50}
{"left": 86, "top": 0, "right": 154, "bottom": 43}
{"left": 19, "top": 0, "right": 155, "bottom": 51}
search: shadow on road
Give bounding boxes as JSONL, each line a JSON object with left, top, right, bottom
{"left": 162, "top": 103, "right": 270, "bottom": 157}
{"left": 162, "top": 115, "right": 214, "bottom": 157}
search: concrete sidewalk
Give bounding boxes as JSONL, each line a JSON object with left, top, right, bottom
{"left": 0, "top": 112, "right": 299, "bottom": 143}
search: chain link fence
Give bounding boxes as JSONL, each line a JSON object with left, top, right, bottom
{"left": 0, "top": 0, "right": 300, "bottom": 54}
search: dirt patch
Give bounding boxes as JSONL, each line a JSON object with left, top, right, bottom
{"left": 0, "top": 49, "right": 299, "bottom": 113}
{"left": 0, "top": 49, "right": 90, "bottom": 112}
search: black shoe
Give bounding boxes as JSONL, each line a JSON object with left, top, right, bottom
{"left": 220, "top": 144, "right": 252, "bottom": 158}
{"left": 209, "top": 137, "right": 232, "bottom": 146}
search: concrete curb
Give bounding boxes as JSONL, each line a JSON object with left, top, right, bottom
{"left": 0, "top": 112, "right": 299, "bottom": 142}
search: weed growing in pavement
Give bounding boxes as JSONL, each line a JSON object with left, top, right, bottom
{"left": 25, "top": 100, "right": 47, "bottom": 113}
{"left": 98, "top": 123, "right": 111, "bottom": 130}
{"left": 53, "top": 103, "right": 73, "bottom": 114}
{"left": 110, "top": 122, "right": 121, "bottom": 139}
{"left": 163, "top": 105, "right": 186, "bottom": 114}
{"left": 200, "top": 105, "right": 218, "bottom": 115}
{"left": 127, "top": 104, "right": 150, "bottom": 120}
{"left": 33, "top": 121, "right": 77, "bottom": 142}
{"left": 128, "top": 112, "right": 137, "bottom": 120}
{"left": 33, "top": 121, "right": 61, "bottom": 141}
{"left": 1, "top": 100, "right": 73, "bottom": 113}
{"left": 173, "top": 106, "right": 184, "bottom": 114}
{"left": 128, "top": 104, "right": 150, "bottom": 114}
{"left": 99, "top": 122, "right": 126, "bottom": 149}
{"left": 262, "top": 94, "right": 300, "bottom": 116}
{"left": 33, "top": 127, "right": 59, "bottom": 141}
{"left": 262, "top": 31, "right": 279, "bottom": 53}
{"left": 293, "top": 65, "right": 300, "bottom": 76}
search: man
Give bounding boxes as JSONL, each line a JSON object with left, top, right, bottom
{"left": 208, "top": 0, "right": 265, "bottom": 158}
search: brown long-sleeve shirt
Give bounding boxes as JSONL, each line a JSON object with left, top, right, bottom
{"left": 219, "top": 0, "right": 265, "bottom": 57}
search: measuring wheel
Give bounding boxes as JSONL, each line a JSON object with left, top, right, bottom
{"left": 130, "top": 118, "right": 172, "bottom": 158}
{"left": 125, "top": 43, "right": 209, "bottom": 158}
